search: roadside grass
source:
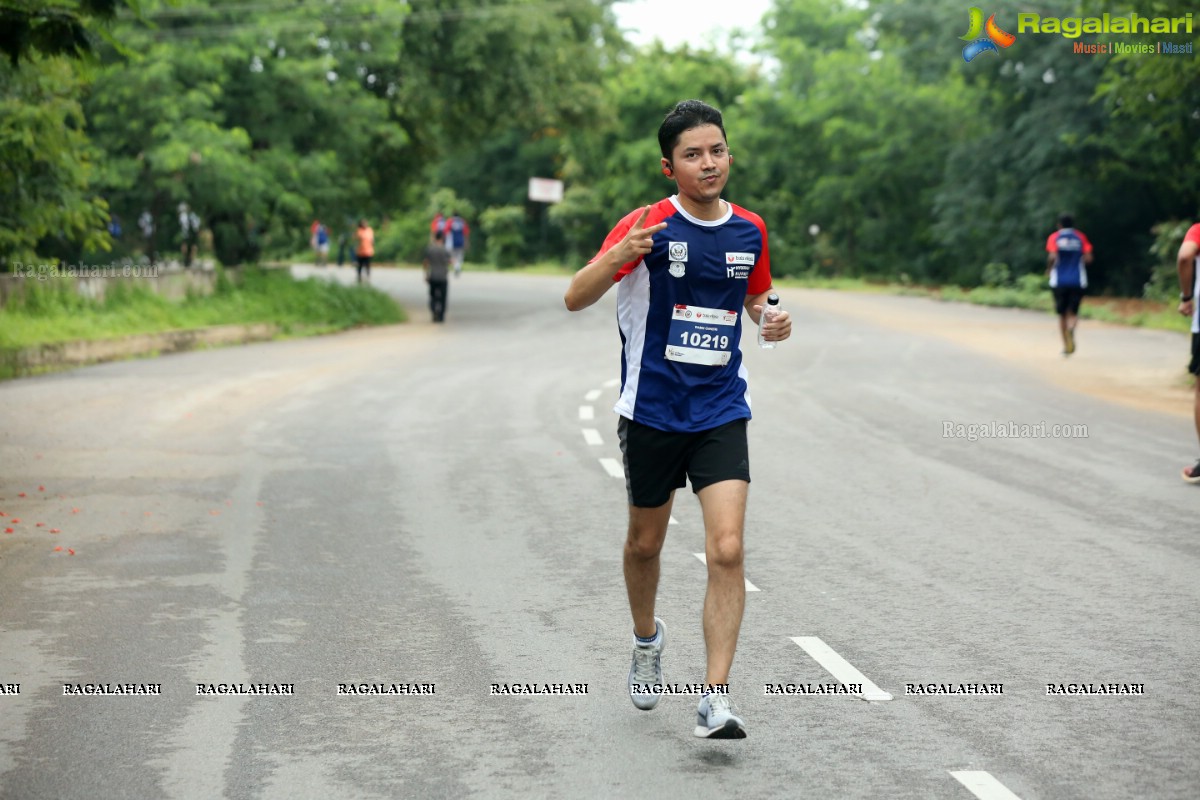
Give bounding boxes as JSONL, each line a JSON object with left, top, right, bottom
{"left": 0, "top": 267, "right": 405, "bottom": 350}
{"left": 774, "top": 274, "right": 1190, "bottom": 334}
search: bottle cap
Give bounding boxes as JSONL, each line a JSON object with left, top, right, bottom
{"left": 766, "top": 293, "right": 780, "bottom": 305}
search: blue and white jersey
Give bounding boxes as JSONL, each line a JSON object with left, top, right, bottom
{"left": 591, "top": 196, "right": 772, "bottom": 433}
{"left": 1046, "top": 228, "right": 1092, "bottom": 289}
{"left": 447, "top": 216, "right": 468, "bottom": 248}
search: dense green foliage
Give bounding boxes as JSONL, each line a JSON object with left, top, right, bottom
{"left": 2, "top": 0, "right": 1198, "bottom": 296}
{"left": 0, "top": 267, "right": 404, "bottom": 349}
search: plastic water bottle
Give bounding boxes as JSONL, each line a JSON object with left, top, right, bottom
{"left": 758, "top": 293, "right": 781, "bottom": 349}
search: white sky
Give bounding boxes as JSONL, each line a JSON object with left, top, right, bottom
{"left": 612, "top": 0, "right": 775, "bottom": 50}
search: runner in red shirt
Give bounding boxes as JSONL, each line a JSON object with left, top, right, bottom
{"left": 1177, "top": 223, "right": 1200, "bottom": 482}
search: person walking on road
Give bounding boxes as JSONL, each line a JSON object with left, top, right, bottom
{"left": 424, "top": 229, "right": 451, "bottom": 322}
{"left": 563, "top": 99, "right": 791, "bottom": 740}
{"left": 1177, "top": 222, "right": 1200, "bottom": 482}
{"left": 313, "top": 220, "right": 330, "bottom": 267}
{"left": 446, "top": 210, "right": 470, "bottom": 277}
{"left": 1046, "top": 213, "right": 1094, "bottom": 355}
{"left": 354, "top": 219, "right": 374, "bottom": 285}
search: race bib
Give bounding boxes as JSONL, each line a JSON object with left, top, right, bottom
{"left": 665, "top": 304, "right": 738, "bottom": 366}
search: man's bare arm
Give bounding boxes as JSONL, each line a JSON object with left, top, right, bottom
{"left": 564, "top": 206, "right": 666, "bottom": 311}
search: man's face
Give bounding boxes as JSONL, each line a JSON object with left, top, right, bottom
{"left": 664, "top": 124, "right": 730, "bottom": 205}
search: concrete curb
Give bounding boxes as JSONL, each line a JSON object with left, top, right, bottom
{"left": 1, "top": 323, "right": 280, "bottom": 378}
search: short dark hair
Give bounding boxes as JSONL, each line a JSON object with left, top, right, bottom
{"left": 1059, "top": 213, "right": 1075, "bottom": 228}
{"left": 658, "top": 100, "right": 727, "bottom": 161}
{"left": 434, "top": 230, "right": 444, "bottom": 242}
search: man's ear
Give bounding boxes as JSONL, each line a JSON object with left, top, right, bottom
{"left": 661, "top": 159, "right": 673, "bottom": 178}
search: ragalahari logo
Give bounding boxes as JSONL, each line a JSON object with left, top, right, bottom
{"left": 960, "top": 7, "right": 1016, "bottom": 62}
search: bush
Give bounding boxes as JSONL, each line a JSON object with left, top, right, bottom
{"left": 980, "top": 262, "right": 1011, "bottom": 287}
{"left": 1145, "top": 220, "right": 1193, "bottom": 302}
{"left": 373, "top": 212, "right": 431, "bottom": 264}
{"left": 1015, "top": 272, "right": 1047, "bottom": 295}
{"left": 480, "top": 205, "right": 526, "bottom": 268}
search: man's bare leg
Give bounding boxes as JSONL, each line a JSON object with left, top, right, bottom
{"left": 624, "top": 493, "right": 674, "bottom": 639}
{"left": 696, "top": 480, "right": 747, "bottom": 687}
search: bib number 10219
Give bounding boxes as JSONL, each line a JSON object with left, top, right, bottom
{"left": 665, "top": 304, "right": 738, "bottom": 367}
{"left": 679, "top": 332, "right": 730, "bottom": 350}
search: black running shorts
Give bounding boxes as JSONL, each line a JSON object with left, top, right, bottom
{"left": 617, "top": 417, "right": 750, "bottom": 508}
{"left": 1189, "top": 332, "right": 1200, "bottom": 376}
{"left": 1052, "top": 286, "right": 1084, "bottom": 316}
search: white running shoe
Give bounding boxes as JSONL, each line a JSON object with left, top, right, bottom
{"left": 694, "top": 692, "right": 747, "bottom": 739}
{"left": 627, "top": 617, "right": 665, "bottom": 711}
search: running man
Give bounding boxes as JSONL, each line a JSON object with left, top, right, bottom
{"left": 564, "top": 99, "right": 791, "bottom": 739}
{"left": 313, "top": 221, "right": 329, "bottom": 267}
{"left": 1177, "top": 222, "right": 1200, "bottom": 483}
{"left": 446, "top": 211, "right": 470, "bottom": 277}
{"left": 354, "top": 219, "right": 374, "bottom": 285}
{"left": 424, "top": 229, "right": 451, "bottom": 322}
{"left": 1046, "top": 213, "right": 1094, "bottom": 355}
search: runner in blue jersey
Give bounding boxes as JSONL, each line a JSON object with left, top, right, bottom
{"left": 1045, "top": 213, "right": 1094, "bottom": 355}
{"left": 564, "top": 99, "right": 792, "bottom": 739}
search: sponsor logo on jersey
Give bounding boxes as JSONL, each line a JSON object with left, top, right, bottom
{"left": 725, "top": 252, "right": 755, "bottom": 265}
{"left": 669, "top": 262, "right": 686, "bottom": 278}
{"left": 669, "top": 242, "right": 689, "bottom": 261}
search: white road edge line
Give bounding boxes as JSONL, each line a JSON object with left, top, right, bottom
{"left": 692, "top": 553, "right": 760, "bottom": 592}
{"left": 582, "top": 428, "right": 603, "bottom": 446}
{"left": 599, "top": 458, "right": 624, "bottom": 479}
{"left": 790, "top": 636, "right": 893, "bottom": 702}
{"left": 578, "top": 406, "right": 594, "bottom": 421}
{"left": 949, "top": 771, "right": 1023, "bottom": 800}
{"left": 585, "top": 389, "right": 602, "bottom": 401}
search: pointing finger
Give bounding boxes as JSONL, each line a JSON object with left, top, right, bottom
{"left": 631, "top": 205, "right": 652, "bottom": 231}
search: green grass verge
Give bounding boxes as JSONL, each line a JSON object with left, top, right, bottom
{"left": 775, "top": 275, "right": 1190, "bottom": 334}
{"left": 0, "top": 267, "right": 406, "bottom": 350}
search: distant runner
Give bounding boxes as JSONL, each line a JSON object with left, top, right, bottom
{"left": 1177, "top": 222, "right": 1200, "bottom": 483}
{"left": 1046, "top": 213, "right": 1094, "bottom": 355}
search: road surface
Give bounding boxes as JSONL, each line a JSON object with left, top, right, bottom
{"left": 0, "top": 266, "right": 1196, "bottom": 799}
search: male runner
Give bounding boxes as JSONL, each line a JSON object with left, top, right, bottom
{"left": 446, "top": 211, "right": 470, "bottom": 277}
{"left": 1046, "top": 214, "right": 1094, "bottom": 355}
{"left": 564, "top": 99, "right": 791, "bottom": 739}
{"left": 1177, "top": 222, "right": 1200, "bottom": 483}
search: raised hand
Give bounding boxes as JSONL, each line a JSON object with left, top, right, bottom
{"left": 616, "top": 206, "right": 667, "bottom": 264}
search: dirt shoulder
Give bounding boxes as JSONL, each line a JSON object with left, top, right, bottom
{"left": 800, "top": 289, "right": 1193, "bottom": 419}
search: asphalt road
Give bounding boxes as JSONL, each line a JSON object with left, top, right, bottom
{"left": 0, "top": 266, "right": 1196, "bottom": 800}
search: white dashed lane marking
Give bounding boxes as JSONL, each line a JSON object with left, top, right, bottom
{"left": 578, "top": 406, "right": 594, "bottom": 421}
{"left": 692, "top": 553, "right": 760, "bottom": 592}
{"left": 582, "top": 428, "right": 603, "bottom": 446}
{"left": 603, "top": 378, "right": 619, "bottom": 388}
{"left": 599, "top": 458, "right": 624, "bottom": 479}
{"left": 790, "top": 636, "right": 893, "bottom": 702}
{"left": 585, "top": 389, "right": 602, "bottom": 401}
{"left": 949, "top": 771, "right": 1023, "bottom": 800}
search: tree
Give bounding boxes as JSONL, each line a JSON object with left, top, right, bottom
{"left": 0, "top": 55, "right": 109, "bottom": 265}
{"left": 0, "top": 0, "right": 134, "bottom": 66}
